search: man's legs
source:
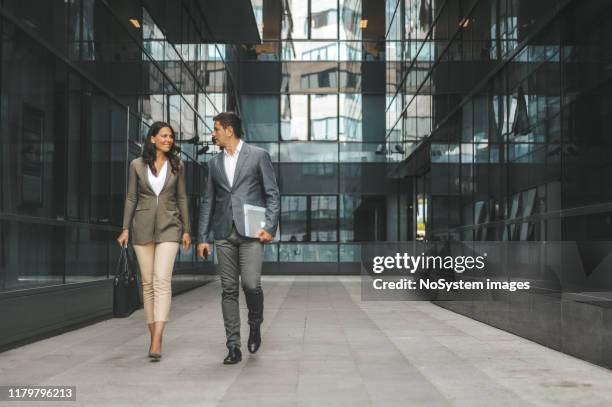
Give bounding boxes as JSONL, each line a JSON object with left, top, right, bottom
{"left": 238, "top": 238, "right": 264, "bottom": 327}
{"left": 215, "top": 236, "right": 241, "bottom": 349}
{"left": 215, "top": 224, "right": 264, "bottom": 353}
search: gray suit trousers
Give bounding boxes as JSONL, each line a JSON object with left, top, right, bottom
{"left": 216, "top": 224, "right": 264, "bottom": 349}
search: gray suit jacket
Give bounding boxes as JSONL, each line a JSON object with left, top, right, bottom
{"left": 122, "top": 157, "right": 191, "bottom": 245}
{"left": 198, "top": 142, "right": 279, "bottom": 243}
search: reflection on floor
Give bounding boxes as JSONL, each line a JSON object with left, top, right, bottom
{"left": 1, "top": 276, "right": 611, "bottom": 407}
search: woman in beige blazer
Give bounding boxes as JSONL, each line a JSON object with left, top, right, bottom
{"left": 116, "top": 121, "right": 191, "bottom": 361}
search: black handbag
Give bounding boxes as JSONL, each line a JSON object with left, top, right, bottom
{"left": 113, "top": 246, "right": 141, "bottom": 318}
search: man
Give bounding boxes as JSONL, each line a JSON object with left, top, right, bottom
{"left": 197, "top": 112, "right": 280, "bottom": 364}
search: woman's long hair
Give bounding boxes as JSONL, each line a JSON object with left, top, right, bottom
{"left": 142, "top": 122, "right": 180, "bottom": 176}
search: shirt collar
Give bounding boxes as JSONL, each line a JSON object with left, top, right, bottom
{"left": 224, "top": 139, "right": 244, "bottom": 157}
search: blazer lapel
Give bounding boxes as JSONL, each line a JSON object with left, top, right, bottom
{"left": 139, "top": 160, "right": 155, "bottom": 194}
{"left": 231, "top": 143, "right": 249, "bottom": 190}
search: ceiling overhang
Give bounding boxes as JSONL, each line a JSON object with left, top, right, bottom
{"left": 144, "top": 0, "right": 262, "bottom": 44}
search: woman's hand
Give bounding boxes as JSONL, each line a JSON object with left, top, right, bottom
{"left": 182, "top": 233, "right": 192, "bottom": 251}
{"left": 117, "top": 229, "right": 129, "bottom": 247}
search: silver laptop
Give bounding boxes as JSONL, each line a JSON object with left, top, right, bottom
{"left": 243, "top": 204, "right": 267, "bottom": 238}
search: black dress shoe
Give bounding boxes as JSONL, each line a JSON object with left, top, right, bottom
{"left": 223, "top": 346, "right": 242, "bottom": 364}
{"left": 248, "top": 324, "right": 261, "bottom": 354}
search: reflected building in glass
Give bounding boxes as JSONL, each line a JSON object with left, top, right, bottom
{"left": 240, "top": 0, "right": 395, "bottom": 272}
{"left": 385, "top": 0, "right": 612, "bottom": 243}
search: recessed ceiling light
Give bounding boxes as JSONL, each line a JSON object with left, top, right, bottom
{"left": 360, "top": 19, "right": 368, "bottom": 29}
{"left": 129, "top": 19, "right": 141, "bottom": 28}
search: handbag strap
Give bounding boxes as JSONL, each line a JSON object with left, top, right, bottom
{"left": 115, "top": 246, "right": 129, "bottom": 278}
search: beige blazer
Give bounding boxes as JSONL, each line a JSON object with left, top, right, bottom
{"left": 122, "top": 157, "right": 191, "bottom": 245}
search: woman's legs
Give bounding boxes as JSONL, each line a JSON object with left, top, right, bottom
{"left": 149, "top": 241, "right": 179, "bottom": 354}
{"left": 133, "top": 243, "right": 155, "bottom": 326}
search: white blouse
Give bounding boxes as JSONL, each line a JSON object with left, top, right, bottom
{"left": 147, "top": 160, "right": 168, "bottom": 196}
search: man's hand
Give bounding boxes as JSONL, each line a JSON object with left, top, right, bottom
{"left": 257, "top": 229, "right": 273, "bottom": 243}
{"left": 197, "top": 243, "right": 211, "bottom": 259}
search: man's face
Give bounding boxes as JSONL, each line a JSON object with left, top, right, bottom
{"left": 212, "top": 121, "right": 233, "bottom": 148}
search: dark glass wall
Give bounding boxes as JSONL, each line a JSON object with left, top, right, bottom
{"left": 0, "top": 0, "right": 235, "bottom": 293}
{"left": 384, "top": 0, "right": 612, "bottom": 369}
{"left": 386, "top": 0, "right": 612, "bottom": 243}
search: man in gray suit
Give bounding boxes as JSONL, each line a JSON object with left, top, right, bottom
{"left": 197, "top": 112, "right": 280, "bottom": 364}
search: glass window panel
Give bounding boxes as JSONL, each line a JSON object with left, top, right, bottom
{"left": 339, "top": 62, "right": 361, "bottom": 92}
{"left": 281, "top": 196, "right": 307, "bottom": 241}
{"left": 340, "top": 143, "right": 386, "bottom": 162}
{"left": 282, "top": 41, "right": 338, "bottom": 61}
{"left": 263, "top": 243, "right": 279, "bottom": 262}
{"left": 311, "top": 1, "right": 338, "bottom": 39}
{"left": 339, "top": 94, "right": 362, "bottom": 141}
{"left": 282, "top": 62, "right": 338, "bottom": 93}
{"left": 66, "top": 227, "right": 110, "bottom": 283}
{"left": 1, "top": 221, "right": 65, "bottom": 290}
{"left": 461, "top": 143, "right": 474, "bottom": 163}
{"left": 279, "top": 244, "right": 338, "bottom": 261}
{"left": 168, "top": 95, "right": 181, "bottom": 138}
{"left": 181, "top": 95, "right": 195, "bottom": 142}
{"left": 310, "top": 94, "right": 338, "bottom": 140}
{"left": 90, "top": 92, "right": 111, "bottom": 223}
{"left": 339, "top": 244, "right": 361, "bottom": 262}
{"left": 280, "top": 142, "right": 339, "bottom": 162}
{"left": 280, "top": 163, "right": 338, "bottom": 193}
{"left": 282, "top": 0, "right": 309, "bottom": 39}
{"left": 241, "top": 95, "right": 279, "bottom": 141}
{"left": 67, "top": 73, "right": 84, "bottom": 220}
{"left": 339, "top": 42, "right": 362, "bottom": 60}
{"left": 340, "top": 195, "right": 359, "bottom": 241}
{"left": 205, "top": 93, "right": 225, "bottom": 130}
{"left": 281, "top": 94, "right": 308, "bottom": 140}
{"left": 110, "top": 103, "right": 128, "bottom": 225}
{"left": 340, "top": 0, "right": 362, "bottom": 40}
{"left": 250, "top": 142, "right": 279, "bottom": 162}
{"left": 310, "top": 195, "right": 337, "bottom": 241}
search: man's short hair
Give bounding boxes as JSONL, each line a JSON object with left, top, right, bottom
{"left": 213, "top": 111, "right": 242, "bottom": 138}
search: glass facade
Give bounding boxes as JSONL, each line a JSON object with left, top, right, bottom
{"left": 386, "top": 0, "right": 612, "bottom": 242}
{"left": 3, "top": 0, "right": 611, "bottom": 285}
{"left": 239, "top": 0, "right": 408, "bottom": 265}
{"left": 0, "top": 0, "right": 235, "bottom": 291}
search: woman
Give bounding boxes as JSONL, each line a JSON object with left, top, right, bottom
{"left": 116, "top": 121, "right": 191, "bottom": 361}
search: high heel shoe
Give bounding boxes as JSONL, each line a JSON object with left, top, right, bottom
{"left": 148, "top": 351, "right": 162, "bottom": 361}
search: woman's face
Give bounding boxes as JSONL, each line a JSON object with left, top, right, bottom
{"left": 151, "top": 126, "right": 174, "bottom": 153}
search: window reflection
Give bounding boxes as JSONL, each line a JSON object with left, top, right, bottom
{"left": 280, "top": 142, "right": 338, "bottom": 162}
{"left": 282, "top": 62, "right": 338, "bottom": 93}
{"left": 310, "top": 195, "right": 337, "bottom": 241}
{"left": 281, "top": 94, "right": 308, "bottom": 140}
{"left": 281, "top": 196, "right": 307, "bottom": 242}
{"left": 279, "top": 244, "right": 338, "bottom": 262}
{"left": 282, "top": 0, "right": 309, "bottom": 39}
{"left": 282, "top": 41, "right": 338, "bottom": 61}
{"left": 339, "top": 94, "right": 362, "bottom": 141}
{"left": 340, "top": 0, "right": 362, "bottom": 41}
{"left": 311, "top": 0, "right": 338, "bottom": 39}
{"left": 280, "top": 195, "right": 338, "bottom": 242}
{"left": 310, "top": 95, "right": 338, "bottom": 140}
